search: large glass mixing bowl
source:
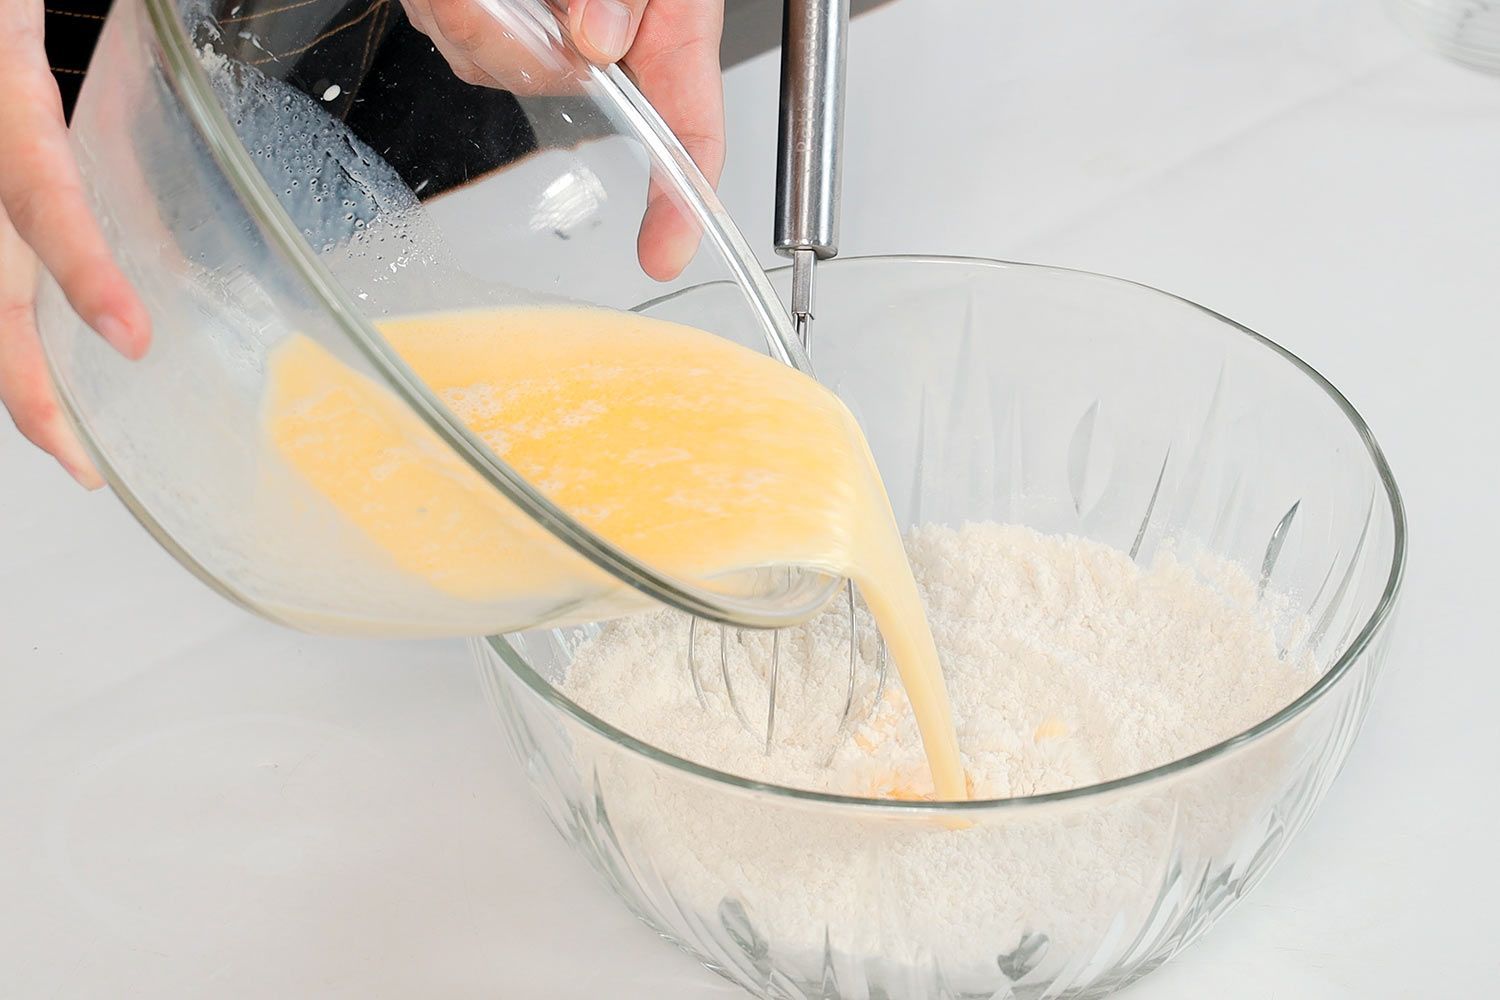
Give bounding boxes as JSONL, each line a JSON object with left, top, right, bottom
{"left": 476, "top": 257, "right": 1406, "bottom": 999}
{"left": 38, "top": 0, "right": 838, "bottom": 636}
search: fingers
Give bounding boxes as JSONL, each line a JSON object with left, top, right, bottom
{"left": 404, "top": 0, "right": 725, "bottom": 280}
{"left": 625, "top": 0, "right": 725, "bottom": 279}
{"left": 401, "top": 0, "right": 583, "bottom": 93}
{"left": 0, "top": 204, "right": 104, "bottom": 489}
{"left": 0, "top": 3, "right": 150, "bottom": 360}
{"left": 400, "top": 0, "right": 498, "bottom": 86}
{"left": 569, "top": 0, "right": 649, "bottom": 65}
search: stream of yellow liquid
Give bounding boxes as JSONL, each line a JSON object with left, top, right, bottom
{"left": 264, "top": 307, "right": 966, "bottom": 800}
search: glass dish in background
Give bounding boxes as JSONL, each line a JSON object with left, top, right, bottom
{"left": 476, "top": 257, "right": 1406, "bottom": 1000}
{"left": 38, "top": 0, "right": 839, "bottom": 637}
{"left": 1387, "top": 0, "right": 1500, "bottom": 73}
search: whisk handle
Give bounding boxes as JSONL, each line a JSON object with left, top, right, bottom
{"left": 774, "top": 0, "right": 848, "bottom": 261}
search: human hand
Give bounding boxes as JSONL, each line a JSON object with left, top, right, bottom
{"left": 0, "top": 0, "right": 151, "bottom": 489}
{"left": 399, "top": 0, "right": 726, "bottom": 281}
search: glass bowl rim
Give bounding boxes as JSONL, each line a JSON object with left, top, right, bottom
{"left": 130, "top": 0, "right": 840, "bottom": 630}
{"left": 483, "top": 253, "right": 1408, "bottom": 814}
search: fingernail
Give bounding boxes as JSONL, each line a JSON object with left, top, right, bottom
{"left": 94, "top": 314, "right": 145, "bottom": 360}
{"left": 581, "top": 0, "right": 632, "bottom": 61}
{"left": 664, "top": 210, "right": 703, "bottom": 269}
{"left": 62, "top": 459, "right": 105, "bottom": 491}
{"left": 52, "top": 428, "right": 105, "bottom": 490}
{"left": 669, "top": 228, "right": 702, "bottom": 275}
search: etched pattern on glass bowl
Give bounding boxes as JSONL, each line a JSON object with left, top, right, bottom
{"left": 474, "top": 257, "right": 1405, "bottom": 999}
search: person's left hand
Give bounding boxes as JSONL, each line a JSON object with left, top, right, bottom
{"left": 0, "top": 0, "right": 151, "bottom": 489}
{"left": 399, "top": 0, "right": 726, "bottom": 280}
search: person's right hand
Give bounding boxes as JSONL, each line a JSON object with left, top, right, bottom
{"left": 0, "top": 0, "right": 151, "bottom": 488}
{"left": 400, "top": 0, "right": 727, "bottom": 281}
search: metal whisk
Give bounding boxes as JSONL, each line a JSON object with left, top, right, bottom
{"left": 687, "top": 582, "right": 889, "bottom": 753}
{"left": 775, "top": 0, "right": 848, "bottom": 351}
{"left": 685, "top": 0, "right": 876, "bottom": 755}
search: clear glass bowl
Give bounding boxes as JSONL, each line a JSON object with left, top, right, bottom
{"left": 475, "top": 257, "right": 1405, "bottom": 999}
{"left": 38, "top": 0, "right": 837, "bottom": 637}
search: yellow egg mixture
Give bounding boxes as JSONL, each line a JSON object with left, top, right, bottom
{"left": 264, "top": 307, "right": 965, "bottom": 800}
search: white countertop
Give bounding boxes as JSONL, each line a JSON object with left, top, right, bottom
{"left": 4, "top": 0, "right": 1498, "bottom": 996}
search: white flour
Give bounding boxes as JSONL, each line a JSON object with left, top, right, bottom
{"left": 556, "top": 522, "right": 1319, "bottom": 979}
{"left": 563, "top": 522, "right": 1313, "bottom": 800}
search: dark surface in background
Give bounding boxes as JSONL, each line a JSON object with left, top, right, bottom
{"left": 43, "top": 0, "right": 113, "bottom": 114}
{"left": 45, "top": 0, "right": 896, "bottom": 195}
{"left": 48, "top": 0, "right": 898, "bottom": 111}
{"left": 281, "top": 8, "right": 541, "bottom": 196}
{"left": 51, "top": 0, "right": 538, "bottom": 197}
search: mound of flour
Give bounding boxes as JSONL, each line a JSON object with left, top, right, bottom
{"left": 562, "top": 522, "right": 1315, "bottom": 800}
{"left": 553, "top": 522, "right": 1320, "bottom": 982}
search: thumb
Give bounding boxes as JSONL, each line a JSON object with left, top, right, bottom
{"left": 568, "top": 0, "right": 648, "bottom": 64}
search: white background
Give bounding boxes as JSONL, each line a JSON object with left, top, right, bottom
{"left": 4, "top": 0, "right": 1498, "bottom": 996}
